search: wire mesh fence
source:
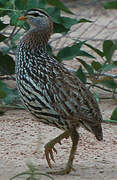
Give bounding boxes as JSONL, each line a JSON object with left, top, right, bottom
{"left": 53, "top": 0, "right": 117, "bottom": 50}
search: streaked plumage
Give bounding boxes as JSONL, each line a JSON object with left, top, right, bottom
{"left": 16, "top": 9, "right": 103, "bottom": 174}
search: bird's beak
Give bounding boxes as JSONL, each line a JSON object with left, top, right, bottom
{"left": 18, "top": 15, "right": 27, "bottom": 21}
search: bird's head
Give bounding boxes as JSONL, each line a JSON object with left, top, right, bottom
{"left": 18, "top": 8, "right": 52, "bottom": 30}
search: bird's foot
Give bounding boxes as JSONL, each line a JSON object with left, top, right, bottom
{"left": 44, "top": 141, "right": 58, "bottom": 168}
{"left": 47, "top": 165, "right": 75, "bottom": 175}
{"left": 44, "top": 130, "right": 70, "bottom": 168}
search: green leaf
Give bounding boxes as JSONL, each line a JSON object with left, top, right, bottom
{"left": 77, "top": 50, "right": 95, "bottom": 59}
{"left": 4, "top": 89, "right": 18, "bottom": 105}
{"left": 104, "top": 119, "right": 117, "bottom": 123}
{"left": 60, "top": 17, "right": 78, "bottom": 29}
{"left": 5, "top": 0, "right": 15, "bottom": 9}
{"left": 78, "top": 18, "right": 92, "bottom": 23}
{"left": 0, "top": 81, "right": 11, "bottom": 100}
{"left": 47, "top": 44, "right": 53, "bottom": 57}
{"left": 113, "top": 61, "right": 117, "bottom": 65}
{"left": 0, "top": 46, "right": 10, "bottom": 55}
{"left": 47, "top": 8, "right": 69, "bottom": 34}
{"left": 57, "top": 41, "right": 84, "bottom": 60}
{"left": 0, "top": 110, "right": 5, "bottom": 116}
{"left": 53, "top": 23, "right": 68, "bottom": 34}
{"left": 103, "top": 40, "right": 115, "bottom": 63}
{"left": 0, "top": 20, "right": 8, "bottom": 30}
{"left": 111, "top": 107, "right": 117, "bottom": 120}
{"left": 91, "top": 61, "right": 102, "bottom": 71}
{"left": 0, "top": 81, "right": 7, "bottom": 99}
{"left": 102, "top": 1, "right": 117, "bottom": 9}
{"left": 0, "top": 0, "right": 5, "bottom": 7}
{"left": 47, "top": 8, "right": 78, "bottom": 30}
{"left": 0, "top": 34, "right": 7, "bottom": 42}
{"left": 0, "top": 80, "right": 19, "bottom": 105}
{"left": 0, "top": 89, "right": 6, "bottom": 98}
{"left": 102, "top": 64, "right": 116, "bottom": 72}
{"left": 85, "top": 43, "right": 104, "bottom": 57}
{"left": 46, "top": 0, "right": 73, "bottom": 14}
{"left": 75, "top": 66, "right": 87, "bottom": 84}
{"left": 9, "top": 11, "right": 24, "bottom": 26}
{"left": 97, "top": 77, "right": 117, "bottom": 89}
{"left": 38, "top": 0, "right": 47, "bottom": 8}
{"left": 114, "top": 40, "right": 117, "bottom": 49}
{"left": 77, "top": 58, "right": 94, "bottom": 75}
{"left": 47, "top": 7, "right": 61, "bottom": 23}
{"left": 27, "top": 0, "right": 46, "bottom": 9}
{"left": 15, "top": 0, "right": 28, "bottom": 10}
{"left": 93, "top": 92, "right": 99, "bottom": 102}
{"left": 0, "top": 51, "right": 15, "bottom": 75}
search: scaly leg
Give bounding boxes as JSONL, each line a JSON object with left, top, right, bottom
{"left": 45, "top": 128, "right": 79, "bottom": 175}
{"left": 45, "top": 130, "right": 70, "bottom": 168}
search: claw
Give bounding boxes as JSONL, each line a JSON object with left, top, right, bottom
{"left": 58, "top": 140, "right": 62, "bottom": 145}
{"left": 44, "top": 130, "right": 70, "bottom": 169}
{"left": 45, "top": 149, "right": 52, "bottom": 168}
{"left": 53, "top": 147, "right": 57, "bottom": 154}
{"left": 45, "top": 144, "right": 57, "bottom": 168}
{"left": 50, "top": 150, "right": 55, "bottom": 163}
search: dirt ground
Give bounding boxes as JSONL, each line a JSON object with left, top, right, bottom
{"left": 0, "top": 100, "right": 117, "bottom": 180}
{"left": 0, "top": 1, "right": 117, "bottom": 180}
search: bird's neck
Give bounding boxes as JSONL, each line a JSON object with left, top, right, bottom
{"left": 21, "top": 20, "right": 53, "bottom": 52}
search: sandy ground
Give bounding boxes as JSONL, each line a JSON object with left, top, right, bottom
{"left": 1, "top": 1, "right": 117, "bottom": 180}
{"left": 0, "top": 100, "right": 117, "bottom": 180}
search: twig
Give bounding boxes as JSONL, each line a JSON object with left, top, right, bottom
{"left": 0, "top": 105, "right": 24, "bottom": 109}
{"left": 68, "top": 67, "right": 117, "bottom": 79}
{"left": 8, "top": 26, "right": 17, "bottom": 40}
{"left": 0, "top": 8, "right": 22, "bottom": 12}
{"left": 102, "top": 119, "right": 117, "bottom": 124}
{"left": 0, "top": 76, "right": 16, "bottom": 81}
{"left": 86, "top": 82, "right": 116, "bottom": 94}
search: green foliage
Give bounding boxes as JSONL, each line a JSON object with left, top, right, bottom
{"left": 47, "top": 7, "right": 90, "bottom": 34}
{"left": 75, "top": 66, "right": 87, "bottom": 84}
{"left": 0, "top": 0, "right": 117, "bottom": 120}
{"left": 0, "top": 34, "right": 7, "bottom": 42}
{"left": 77, "top": 58, "right": 94, "bottom": 75}
{"left": 0, "top": 1, "right": 117, "bottom": 179}
{"left": 0, "top": 0, "right": 85, "bottom": 108}
{"left": 0, "top": 80, "right": 19, "bottom": 105}
{"left": 10, "top": 162, "right": 54, "bottom": 180}
{"left": 0, "top": 51, "right": 15, "bottom": 75}
{"left": 103, "top": 40, "right": 116, "bottom": 63}
{"left": 85, "top": 43, "right": 104, "bottom": 57}
{"left": 91, "top": 61, "right": 102, "bottom": 71}
{"left": 0, "top": 20, "right": 8, "bottom": 30}
{"left": 111, "top": 107, "right": 117, "bottom": 120}
{"left": 93, "top": 92, "right": 99, "bottom": 103}
{"left": 84, "top": 40, "right": 117, "bottom": 89}
{"left": 57, "top": 41, "right": 84, "bottom": 60}
{"left": 102, "top": 0, "right": 117, "bottom": 9}
{"left": 78, "top": 18, "right": 92, "bottom": 23}
{"left": 104, "top": 107, "right": 117, "bottom": 123}
{"left": 46, "top": 0, "right": 73, "bottom": 14}
{"left": 97, "top": 77, "right": 117, "bottom": 89}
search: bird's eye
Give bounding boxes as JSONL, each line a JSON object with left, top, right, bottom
{"left": 32, "top": 13, "right": 39, "bottom": 17}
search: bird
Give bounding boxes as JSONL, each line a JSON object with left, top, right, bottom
{"left": 16, "top": 8, "right": 103, "bottom": 175}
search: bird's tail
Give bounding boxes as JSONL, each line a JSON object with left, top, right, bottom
{"left": 80, "top": 120, "right": 103, "bottom": 141}
{"left": 91, "top": 124, "right": 103, "bottom": 141}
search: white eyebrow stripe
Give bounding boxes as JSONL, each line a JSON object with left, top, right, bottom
{"left": 27, "top": 10, "right": 48, "bottom": 17}
{"left": 28, "top": 11, "right": 40, "bottom": 14}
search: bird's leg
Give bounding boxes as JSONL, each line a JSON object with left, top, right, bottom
{"left": 47, "top": 127, "right": 79, "bottom": 175}
{"left": 45, "top": 130, "right": 70, "bottom": 169}
{"left": 63, "top": 128, "right": 79, "bottom": 174}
